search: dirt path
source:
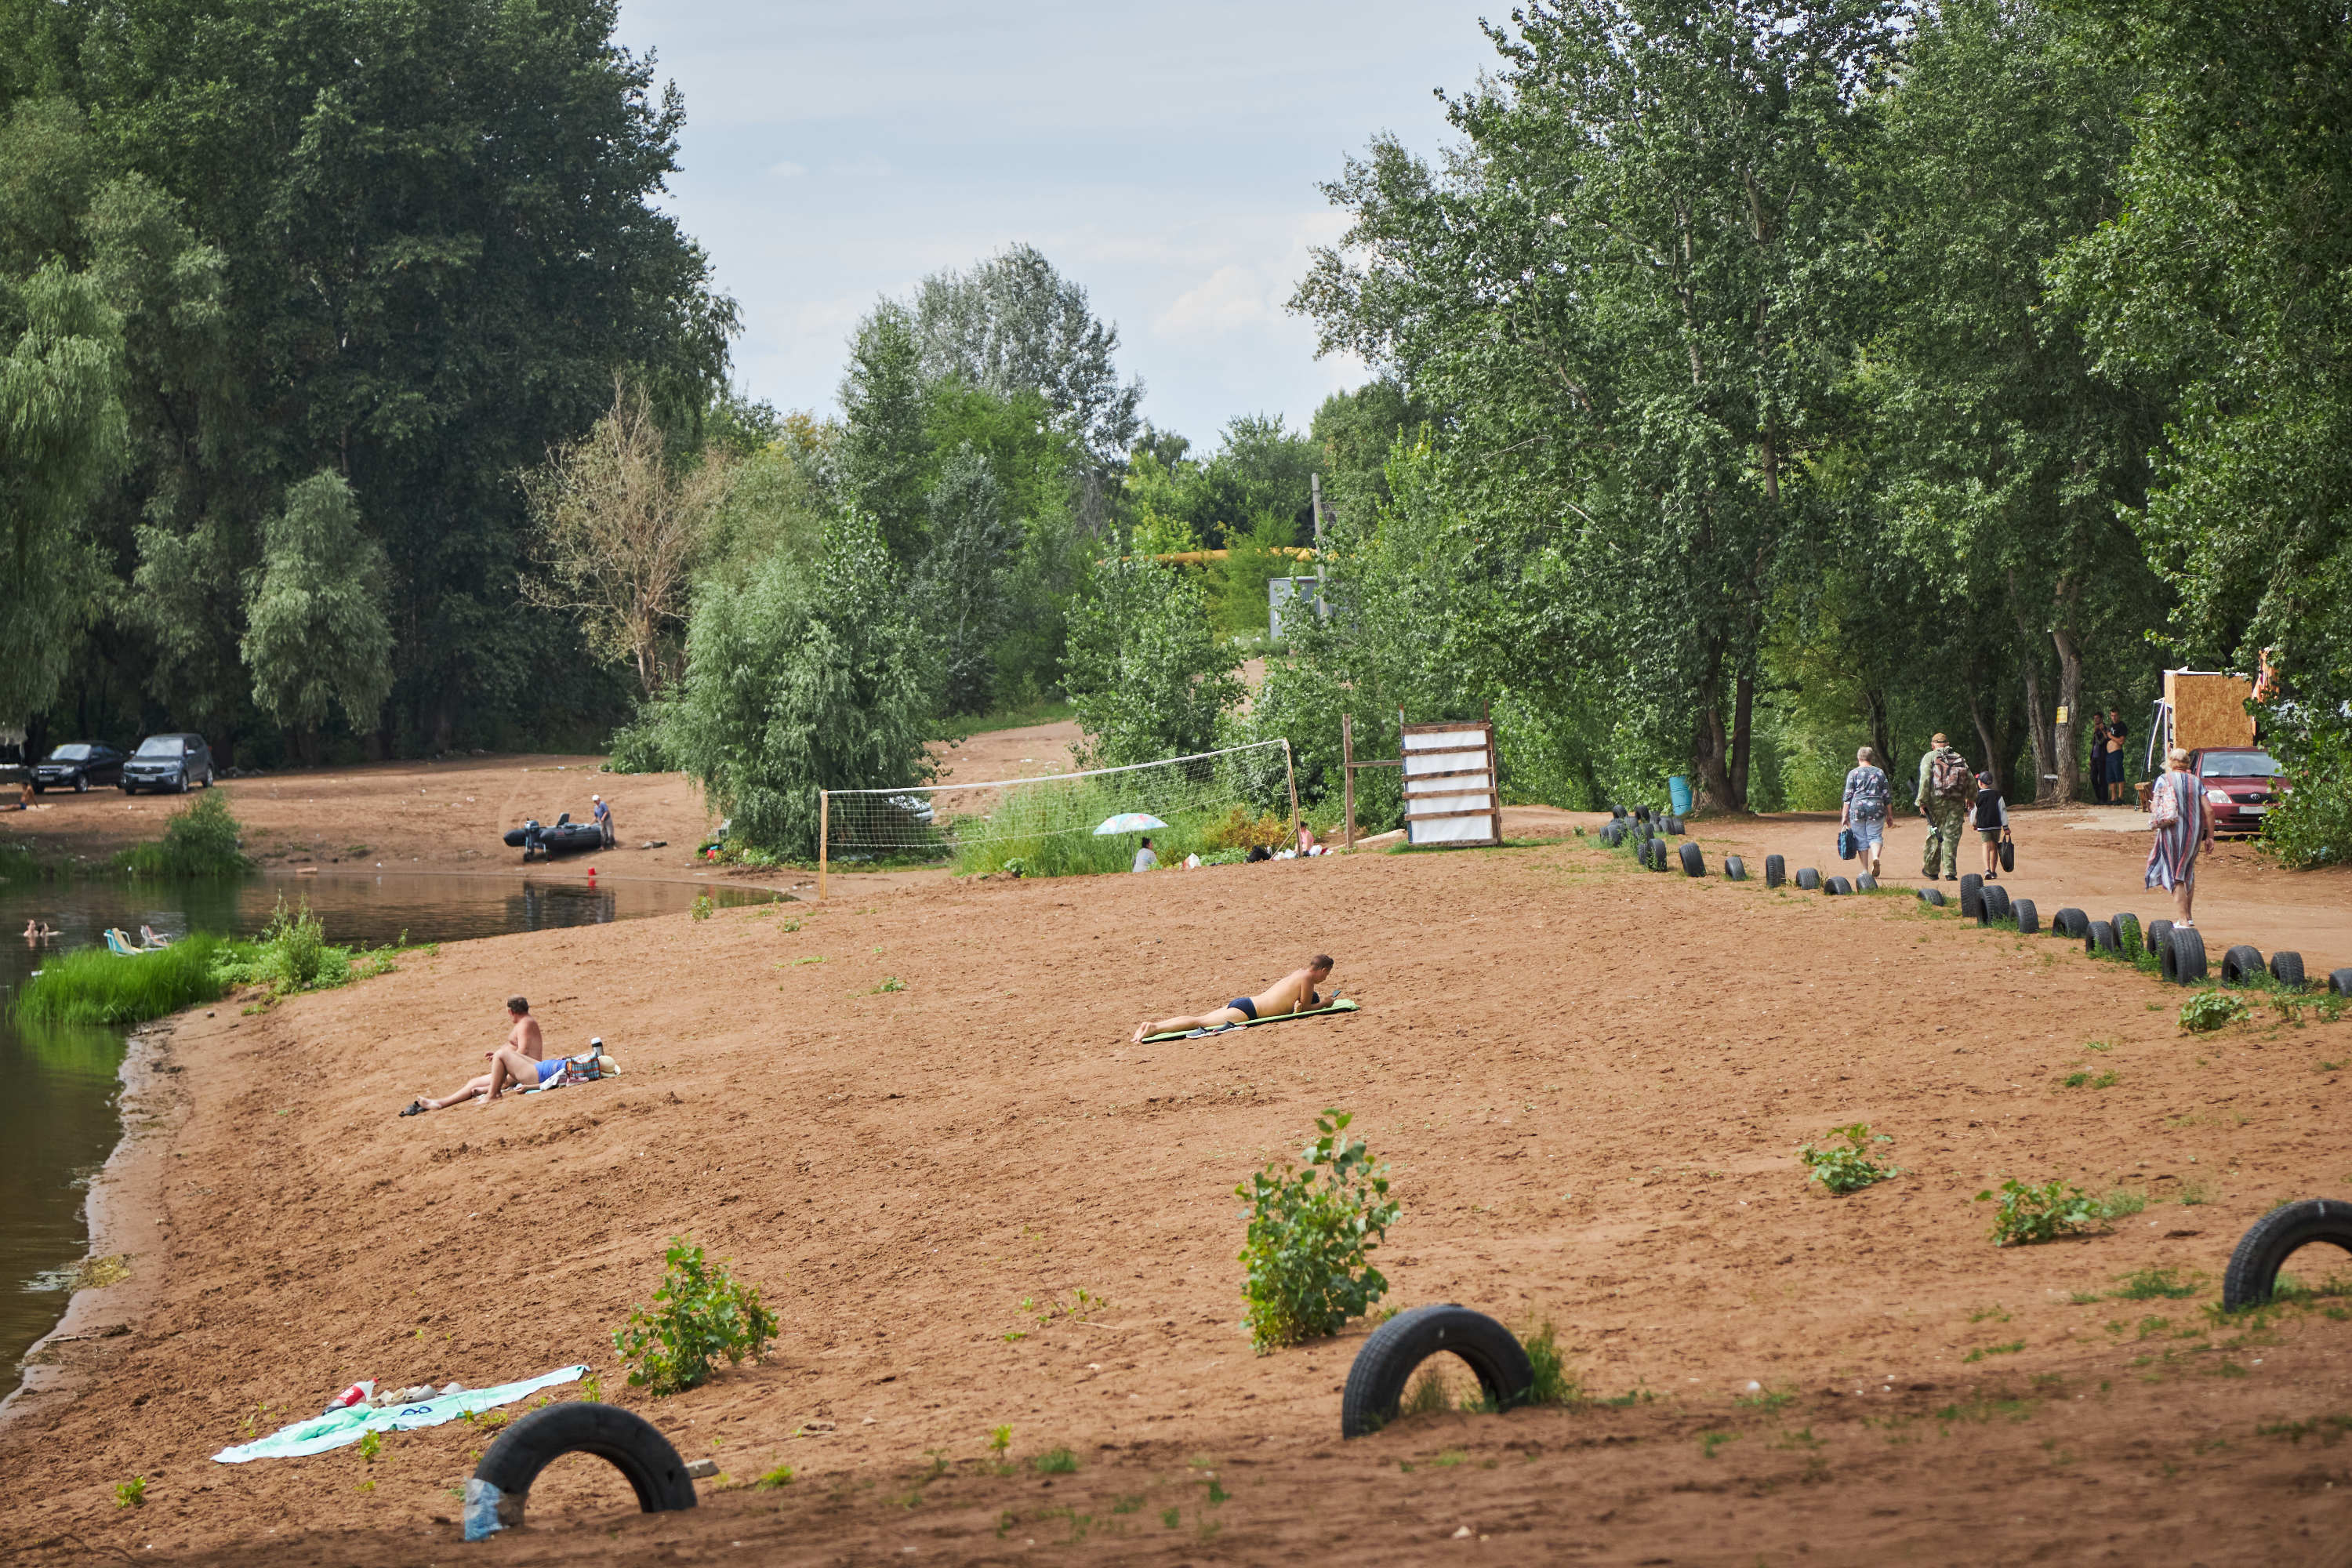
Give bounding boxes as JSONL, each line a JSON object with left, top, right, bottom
{"left": 8, "top": 834, "right": 2352, "bottom": 1563}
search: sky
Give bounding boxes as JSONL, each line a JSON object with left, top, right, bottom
{"left": 608, "top": 1, "right": 1505, "bottom": 450}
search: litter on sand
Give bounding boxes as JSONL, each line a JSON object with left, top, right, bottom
{"left": 211, "top": 1364, "right": 588, "bottom": 1462}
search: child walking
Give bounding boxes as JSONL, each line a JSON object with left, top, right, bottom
{"left": 1973, "top": 771, "right": 2009, "bottom": 878}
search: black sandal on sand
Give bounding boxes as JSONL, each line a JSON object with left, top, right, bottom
{"left": 399, "top": 1099, "right": 426, "bottom": 1117}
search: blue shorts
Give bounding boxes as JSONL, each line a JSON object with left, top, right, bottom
{"left": 535, "top": 1057, "right": 564, "bottom": 1084}
{"left": 1850, "top": 814, "right": 1885, "bottom": 848}
{"left": 1228, "top": 997, "right": 1258, "bottom": 1020}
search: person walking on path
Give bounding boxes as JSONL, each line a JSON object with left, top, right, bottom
{"left": 1972, "top": 771, "right": 2009, "bottom": 879}
{"left": 2146, "top": 746, "right": 2213, "bottom": 927}
{"left": 1840, "top": 746, "right": 1891, "bottom": 880}
{"left": 1915, "top": 733, "right": 1977, "bottom": 881}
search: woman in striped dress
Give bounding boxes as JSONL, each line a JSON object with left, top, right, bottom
{"left": 2145, "top": 746, "right": 2214, "bottom": 926}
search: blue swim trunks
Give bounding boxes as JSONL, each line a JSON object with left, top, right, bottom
{"left": 1228, "top": 997, "right": 1258, "bottom": 1020}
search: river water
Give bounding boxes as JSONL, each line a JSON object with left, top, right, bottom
{"left": 0, "top": 873, "right": 770, "bottom": 1403}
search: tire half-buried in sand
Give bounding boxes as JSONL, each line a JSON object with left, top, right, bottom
{"left": 1339, "top": 1305, "right": 1535, "bottom": 1439}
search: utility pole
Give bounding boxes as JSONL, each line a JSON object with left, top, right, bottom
{"left": 1309, "top": 473, "right": 1324, "bottom": 557}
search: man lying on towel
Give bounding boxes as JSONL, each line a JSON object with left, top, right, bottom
{"left": 1132, "top": 955, "right": 1334, "bottom": 1043}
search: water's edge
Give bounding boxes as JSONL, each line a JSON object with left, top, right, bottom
{"left": 0, "top": 1014, "right": 176, "bottom": 1432}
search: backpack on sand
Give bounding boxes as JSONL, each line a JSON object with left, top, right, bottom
{"left": 1931, "top": 750, "right": 1976, "bottom": 802}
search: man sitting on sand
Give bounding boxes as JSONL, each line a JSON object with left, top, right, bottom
{"left": 1132, "top": 955, "right": 1334, "bottom": 1043}
{"left": 401, "top": 996, "right": 555, "bottom": 1115}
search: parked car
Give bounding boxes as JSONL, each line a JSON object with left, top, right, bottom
{"left": 122, "top": 733, "right": 215, "bottom": 795}
{"left": 2186, "top": 746, "right": 2285, "bottom": 837}
{"left": 33, "top": 742, "right": 127, "bottom": 793}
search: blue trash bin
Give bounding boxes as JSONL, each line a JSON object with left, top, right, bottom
{"left": 1668, "top": 775, "right": 1693, "bottom": 816}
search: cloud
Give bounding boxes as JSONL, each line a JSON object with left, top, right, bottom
{"left": 766, "top": 159, "right": 806, "bottom": 178}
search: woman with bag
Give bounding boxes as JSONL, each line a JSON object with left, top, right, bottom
{"left": 1840, "top": 746, "right": 1890, "bottom": 880}
{"left": 2146, "top": 747, "right": 2214, "bottom": 927}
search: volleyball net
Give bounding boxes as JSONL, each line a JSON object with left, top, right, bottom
{"left": 820, "top": 739, "right": 1297, "bottom": 884}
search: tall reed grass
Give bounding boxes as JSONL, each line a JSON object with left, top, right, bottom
{"left": 13, "top": 934, "right": 239, "bottom": 1025}
{"left": 947, "top": 779, "right": 1286, "bottom": 878}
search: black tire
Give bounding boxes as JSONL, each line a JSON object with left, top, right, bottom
{"left": 201, "top": 768, "right": 214, "bottom": 789}
{"left": 1764, "top": 854, "right": 1785, "bottom": 888}
{"left": 2222, "top": 1200, "right": 2352, "bottom": 1312}
{"left": 2332, "top": 967, "right": 2352, "bottom": 1000}
{"left": 1984, "top": 884, "right": 2011, "bottom": 920}
{"left": 2164, "top": 925, "right": 2209, "bottom": 984}
{"left": 1339, "top": 1304, "right": 1536, "bottom": 1439}
{"left": 1723, "top": 855, "right": 1747, "bottom": 881}
{"left": 2086, "top": 920, "right": 2116, "bottom": 954}
{"left": 1678, "top": 841, "right": 1704, "bottom": 877}
{"left": 1856, "top": 873, "right": 1878, "bottom": 891}
{"left": 1795, "top": 867, "right": 1820, "bottom": 891}
{"left": 2011, "top": 898, "right": 2037, "bottom": 934}
{"left": 1666, "top": 816, "right": 1685, "bottom": 836}
{"left": 2146, "top": 917, "right": 2173, "bottom": 957}
{"left": 1959, "top": 873, "right": 1984, "bottom": 919}
{"left": 1917, "top": 887, "right": 1944, "bottom": 906}
{"left": 73, "top": 775, "right": 88, "bottom": 794}
{"left": 2112, "top": 914, "right": 2140, "bottom": 953}
{"left": 1999, "top": 838, "right": 2015, "bottom": 873}
{"left": 2053, "top": 907, "right": 2089, "bottom": 939}
{"left": 1633, "top": 806, "right": 1650, "bottom": 823}
{"left": 2220, "top": 945, "right": 2266, "bottom": 985}
{"left": 175, "top": 771, "right": 190, "bottom": 794}
{"left": 2271, "top": 951, "right": 2307, "bottom": 989}
{"left": 473, "top": 1403, "right": 698, "bottom": 1526}
{"left": 1610, "top": 804, "right": 1625, "bottom": 819}
{"left": 1826, "top": 875, "right": 1851, "bottom": 895}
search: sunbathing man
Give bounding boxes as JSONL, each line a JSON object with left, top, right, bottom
{"left": 400, "top": 996, "right": 554, "bottom": 1115}
{"left": 1132, "top": 955, "right": 1334, "bottom": 1043}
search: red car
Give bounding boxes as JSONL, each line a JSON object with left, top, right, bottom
{"left": 2186, "top": 746, "right": 2285, "bottom": 836}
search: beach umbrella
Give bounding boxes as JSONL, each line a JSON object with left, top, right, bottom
{"left": 1093, "top": 811, "right": 1167, "bottom": 836}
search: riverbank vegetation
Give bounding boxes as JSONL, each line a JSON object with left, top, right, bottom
{"left": 13, "top": 902, "right": 423, "bottom": 1026}
{"left": 114, "top": 794, "right": 250, "bottom": 878}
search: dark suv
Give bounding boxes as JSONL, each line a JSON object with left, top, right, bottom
{"left": 34, "top": 742, "right": 126, "bottom": 793}
{"left": 2187, "top": 746, "right": 2284, "bottom": 837}
{"left": 122, "top": 733, "right": 215, "bottom": 795}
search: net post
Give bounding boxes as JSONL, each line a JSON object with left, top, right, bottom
{"left": 817, "top": 789, "right": 829, "bottom": 902}
{"left": 1341, "top": 713, "right": 1356, "bottom": 851}
{"left": 1283, "top": 739, "right": 1301, "bottom": 851}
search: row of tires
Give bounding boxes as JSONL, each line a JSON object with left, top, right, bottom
{"left": 454, "top": 1185, "right": 2352, "bottom": 1533}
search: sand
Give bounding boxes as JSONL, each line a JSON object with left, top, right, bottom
{"left": 8, "top": 816, "right": 2352, "bottom": 1564}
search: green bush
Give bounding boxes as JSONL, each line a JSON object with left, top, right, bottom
{"left": 13, "top": 934, "right": 238, "bottom": 1025}
{"left": 2261, "top": 727, "right": 2351, "bottom": 871}
{"left": 1976, "top": 1178, "right": 2103, "bottom": 1247}
{"left": 1235, "top": 1109, "right": 1401, "bottom": 1352}
{"left": 2179, "top": 989, "right": 2249, "bottom": 1033}
{"left": 1521, "top": 1321, "right": 1579, "bottom": 1404}
{"left": 602, "top": 714, "right": 675, "bottom": 775}
{"left": 1796, "top": 1123, "right": 1902, "bottom": 1194}
{"left": 612, "top": 1238, "right": 779, "bottom": 1395}
{"left": 114, "top": 793, "right": 251, "bottom": 877}
{"left": 1063, "top": 551, "right": 1242, "bottom": 771}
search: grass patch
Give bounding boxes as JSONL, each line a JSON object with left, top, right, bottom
{"left": 946, "top": 777, "right": 1285, "bottom": 879}
{"left": 1521, "top": 1320, "right": 1578, "bottom": 1404}
{"left": 1976, "top": 1178, "right": 2105, "bottom": 1246}
{"left": 1963, "top": 1341, "right": 2025, "bottom": 1363}
{"left": 2179, "top": 990, "right": 2248, "bottom": 1033}
{"left": 113, "top": 792, "right": 251, "bottom": 877}
{"left": 1030, "top": 1447, "right": 1079, "bottom": 1475}
{"left": 2114, "top": 1266, "right": 2199, "bottom": 1301}
{"left": 0, "top": 840, "right": 44, "bottom": 883}
{"left": 1796, "top": 1123, "right": 1901, "bottom": 1194}
{"left": 13, "top": 934, "right": 241, "bottom": 1025}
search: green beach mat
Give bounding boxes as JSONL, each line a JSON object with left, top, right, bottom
{"left": 1145, "top": 997, "right": 1359, "bottom": 1041}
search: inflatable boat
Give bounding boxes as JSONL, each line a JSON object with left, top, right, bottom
{"left": 503, "top": 813, "right": 612, "bottom": 861}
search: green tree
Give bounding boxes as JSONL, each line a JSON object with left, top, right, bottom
{"left": 239, "top": 472, "right": 394, "bottom": 750}
{"left": 666, "top": 511, "right": 935, "bottom": 860}
{"left": 916, "top": 442, "right": 1018, "bottom": 716}
{"left": 1297, "top": 0, "right": 1899, "bottom": 813}
{"left": 838, "top": 302, "right": 930, "bottom": 567}
{"left": 1864, "top": 0, "right": 2161, "bottom": 803}
{"left": 1309, "top": 378, "right": 1427, "bottom": 535}
{"left": 1062, "top": 552, "right": 1240, "bottom": 770}
{"left": 0, "top": 260, "right": 123, "bottom": 728}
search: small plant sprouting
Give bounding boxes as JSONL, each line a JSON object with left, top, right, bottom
{"left": 2115, "top": 1266, "right": 2199, "bottom": 1301}
{"left": 756, "top": 1463, "right": 794, "bottom": 1489}
{"left": 1522, "top": 1321, "right": 1578, "bottom": 1405}
{"left": 1977, "top": 1178, "right": 2105, "bottom": 1246}
{"left": 986, "top": 1425, "right": 1014, "bottom": 1473}
{"left": 2062, "top": 1069, "right": 2121, "bottom": 1089}
{"left": 1032, "top": 1447, "right": 1080, "bottom": 1475}
{"left": 114, "top": 1475, "right": 147, "bottom": 1509}
{"left": 1235, "top": 1109, "right": 1401, "bottom": 1352}
{"left": 358, "top": 1429, "right": 382, "bottom": 1464}
{"left": 2180, "top": 990, "right": 2247, "bottom": 1033}
{"left": 1697, "top": 1430, "right": 1739, "bottom": 1458}
{"left": 691, "top": 894, "right": 714, "bottom": 922}
{"left": 579, "top": 1371, "right": 601, "bottom": 1403}
{"left": 873, "top": 975, "right": 906, "bottom": 993}
{"left": 612, "top": 1238, "right": 778, "bottom": 1396}
{"left": 1795, "top": 1123, "right": 1901, "bottom": 1195}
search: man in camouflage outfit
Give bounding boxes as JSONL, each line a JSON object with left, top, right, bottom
{"left": 1915, "top": 732, "right": 1976, "bottom": 881}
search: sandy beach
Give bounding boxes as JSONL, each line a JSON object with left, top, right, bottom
{"left": 5, "top": 803, "right": 2352, "bottom": 1563}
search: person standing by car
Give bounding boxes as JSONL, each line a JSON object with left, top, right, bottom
{"left": 2147, "top": 746, "right": 2213, "bottom": 927}
{"left": 1839, "top": 746, "right": 1890, "bottom": 880}
{"left": 1915, "top": 733, "right": 1977, "bottom": 881}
